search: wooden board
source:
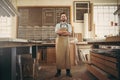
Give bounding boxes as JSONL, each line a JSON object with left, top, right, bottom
{"left": 86, "top": 64, "right": 110, "bottom": 80}
{"left": 106, "top": 36, "right": 120, "bottom": 42}
{"left": 90, "top": 53, "right": 119, "bottom": 78}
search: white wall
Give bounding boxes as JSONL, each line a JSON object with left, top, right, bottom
{"left": 10, "top": 0, "right": 17, "bottom": 38}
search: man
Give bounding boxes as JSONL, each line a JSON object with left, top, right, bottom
{"left": 55, "top": 12, "right": 72, "bottom": 77}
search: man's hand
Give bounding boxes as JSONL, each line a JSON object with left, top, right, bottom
{"left": 57, "top": 30, "right": 63, "bottom": 35}
{"left": 61, "top": 31, "right": 70, "bottom": 36}
{"left": 57, "top": 30, "right": 70, "bottom": 36}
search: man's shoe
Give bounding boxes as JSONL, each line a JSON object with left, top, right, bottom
{"left": 55, "top": 73, "right": 61, "bottom": 77}
{"left": 66, "top": 73, "right": 72, "bottom": 77}
{"left": 66, "top": 69, "right": 72, "bottom": 77}
{"left": 55, "top": 69, "right": 61, "bottom": 77}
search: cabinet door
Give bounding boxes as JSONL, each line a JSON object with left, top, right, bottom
{"left": 42, "top": 8, "right": 56, "bottom": 26}
{"left": 18, "top": 8, "right": 29, "bottom": 26}
{"left": 47, "top": 47, "right": 56, "bottom": 63}
{"left": 18, "top": 8, "right": 42, "bottom": 26}
{"left": 29, "top": 8, "right": 42, "bottom": 26}
{"left": 0, "top": 48, "right": 12, "bottom": 80}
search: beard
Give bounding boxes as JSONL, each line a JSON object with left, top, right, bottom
{"left": 61, "top": 19, "right": 66, "bottom": 22}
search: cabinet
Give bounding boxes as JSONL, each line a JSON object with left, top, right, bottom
{"left": 18, "top": 7, "right": 42, "bottom": 26}
{"left": 87, "top": 41, "right": 120, "bottom": 80}
{"left": 18, "top": 7, "right": 70, "bottom": 26}
{"left": 17, "top": 7, "right": 70, "bottom": 40}
{"left": 47, "top": 47, "right": 56, "bottom": 63}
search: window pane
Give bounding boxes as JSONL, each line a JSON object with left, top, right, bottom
{"left": 94, "top": 5, "right": 119, "bottom": 38}
{"left": 0, "top": 16, "right": 12, "bottom": 37}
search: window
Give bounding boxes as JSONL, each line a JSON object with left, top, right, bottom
{"left": 94, "top": 5, "right": 119, "bottom": 38}
{"left": 73, "top": 1, "right": 90, "bottom": 22}
{"left": 0, "top": 16, "right": 12, "bottom": 37}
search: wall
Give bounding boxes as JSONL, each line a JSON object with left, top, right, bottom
{"left": 12, "top": 0, "right": 117, "bottom": 38}
{"left": 10, "top": 0, "right": 17, "bottom": 38}
{"left": 16, "top": 0, "right": 90, "bottom": 38}
{"left": 0, "top": 0, "right": 18, "bottom": 38}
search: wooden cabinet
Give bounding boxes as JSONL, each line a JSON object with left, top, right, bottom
{"left": 87, "top": 41, "right": 120, "bottom": 80}
{"left": 18, "top": 7, "right": 70, "bottom": 26}
{"left": 47, "top": 47, "right": 56, "bottom": 63}
{"left": 18, "top": 8, "right": 29, "bottom": 26}
{"left": 18, "top": 7, "right": 42, "bottom": 26}
{"left": 29, "top": 8, "right": 42, "bottom": 26}
{"left": 17, "top": 7, "right": 70, "bottom": 40}
{"left": 42, "top": 8, "right": 56, "bottom": 26}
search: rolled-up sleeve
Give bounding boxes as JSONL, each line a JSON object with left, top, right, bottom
{"left": 68, "top": 24, "right": 72, "bottom": 34}
{"left": 55, "top": 24, "right": 60, "bottom": 33}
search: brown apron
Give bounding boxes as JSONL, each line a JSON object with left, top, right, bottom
{"left": 56, "top": 28, "right": 71, "bottom": 69}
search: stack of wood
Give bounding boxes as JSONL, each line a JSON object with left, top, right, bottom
{"left": 87, "top": 52, "right": 119, "bottom": 80}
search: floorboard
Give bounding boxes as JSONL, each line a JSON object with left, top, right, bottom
{"left": 23, "top": 64, "right": 98, "bottom": 80}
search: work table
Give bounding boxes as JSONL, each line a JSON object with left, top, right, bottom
{"left": 0, "top": 38, "right": 54, "bottom": 80}
{"left": 0, "top": 38, "right": 56, "bottom": 48}
{"left": 84, "top": 37, "right": 120, "bottom": 80}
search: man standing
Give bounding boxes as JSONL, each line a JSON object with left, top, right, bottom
{"left": 55, "top": 12, "right": 72, "bottom": 77}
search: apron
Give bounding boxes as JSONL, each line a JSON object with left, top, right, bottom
{"left": 56, "top": 27, "right": 71, "bottom": 69}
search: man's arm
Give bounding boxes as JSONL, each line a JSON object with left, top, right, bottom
{"left": 56, "top": 30, "right": 64, "bottom": 35}
{"left": 61, "top": 24, "right": 72, "bottom": 36}
{"left": 61, "top": 31, "right": 71, "bottom": 36}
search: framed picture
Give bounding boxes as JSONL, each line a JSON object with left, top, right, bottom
{"left": 73, "top": 1, "right": 90, "bottom": 22}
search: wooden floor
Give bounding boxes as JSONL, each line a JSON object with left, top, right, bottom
{"left": 24, "top": 63, "right": 98, "bottom": 80}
